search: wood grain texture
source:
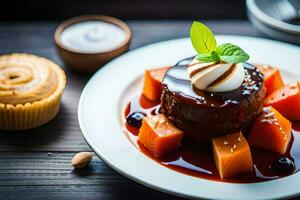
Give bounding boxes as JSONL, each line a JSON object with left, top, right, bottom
{"left": 0, "top": 152, "right": 184, "bottom": 200}
{"left": 2, "top": 20, "right": 294, "bottom": 200}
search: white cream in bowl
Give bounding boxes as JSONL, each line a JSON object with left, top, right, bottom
{"left": 60, "top": 21, "right": 126, "bottom": 54}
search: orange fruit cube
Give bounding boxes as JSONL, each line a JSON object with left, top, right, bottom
{"left": 264, "top": 82, "right": 300, "bottom": 120}
{"left": 142, "top": 67, "right": 170, "bottom": 101}
{"left": 256, "top": 64, "right": 284, "bottom": 95}
{"left": 138, "top": 114, "right": 183, "bottom": 158}
{"left": 248, "top": 106, "right": 292, "bottom": 154}
{"left": 212, "top": 132, "right": 253, "bottom": 179}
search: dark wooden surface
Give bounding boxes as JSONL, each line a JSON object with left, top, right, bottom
{"left": 0, "top": 20, "right": 296, "bottom": 200}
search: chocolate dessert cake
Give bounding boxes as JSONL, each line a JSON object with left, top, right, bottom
{"left": 160, "top": 57, "right": 266, "bottom": 142}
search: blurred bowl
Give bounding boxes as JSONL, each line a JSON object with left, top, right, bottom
{"left": 54, "top": 15, "right": 131, "bottom": 73}
{"left": 246, "top": 0, "right": 300, "bottom": 44}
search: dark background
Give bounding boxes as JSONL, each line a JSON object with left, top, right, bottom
{"left": 1, "top": 0, "right": 246, "bottom": 20}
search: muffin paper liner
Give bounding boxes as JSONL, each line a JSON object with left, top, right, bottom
{"left": 0, "top": 91, "right": 63, "bottom": 130}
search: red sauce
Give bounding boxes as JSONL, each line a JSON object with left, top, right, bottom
{"left": 123, "top": 95, "right": 300, "bottom": 183}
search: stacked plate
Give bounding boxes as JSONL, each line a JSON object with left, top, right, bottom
{"left": 246, "top": 0, "right": 300, "bottom": 44}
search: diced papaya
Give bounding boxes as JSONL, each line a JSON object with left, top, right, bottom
{"left": 142, "top": 67, "right": 170, "bottom": 101}
{"left": 212, "top": 132, "right": 253, "bottom": 179}
{"left": 248, "top": 106, "right": 292, "bottom": 154}
{"left": 264, "top": 82, "right": 300, "bottom": 120}
{"left": 138, "top": 114, "right": 183, "bottom": 158}
{"left": 256, "top": 64, "right": 284, "bottom": 95}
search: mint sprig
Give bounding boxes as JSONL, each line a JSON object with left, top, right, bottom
{"left": 216, "top": 43, "right": 249, "bottom": 63}
{"left": 190, "top": 21, "right": 216, "bottom": 54}
{"left": 190, "top": 21, "right": 250, "bottom": 64}
{"left": 195, "top": 51, "right": 220, "bottom": 63}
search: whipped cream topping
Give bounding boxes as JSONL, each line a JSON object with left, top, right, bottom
{"left": 187, "top": 58, "right": 245, "bottom": 92}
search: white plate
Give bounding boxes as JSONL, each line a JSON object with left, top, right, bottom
{"left": 78, "top": 36, "right": 300, "bottom": 200}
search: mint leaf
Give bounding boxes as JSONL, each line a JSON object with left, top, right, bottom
{"left": 196, "top": 51, "right": 220, "bottom": 63}
{"left": 210, "top": 51, "right": 220, "bottom": 62}
{"left": 190, "top": 21, "right": 217, "bottom": 54}
{"left": 196, "top": 54, "right": 213, "bottom": 62}
{"left": 190, "top": 22, "right": 250, "bottom": 64}
{"left": 216, "top": 43, "right": 249, "bottom": 63}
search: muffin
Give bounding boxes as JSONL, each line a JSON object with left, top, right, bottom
{"left": 0, "top": 53, "right": 66, "bottom": 130}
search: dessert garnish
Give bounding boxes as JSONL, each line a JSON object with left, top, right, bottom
{"left": 264, "top": 82, "right": 300, "bottom": 120}
{"left": 188, "top": 22, "right": 250, "bottom": 92}
{"left": 271, "top": 157, "right": 295, "bottom": 175}
{"left": 212, "top": 132, "right": 253, "bottom": 179}
{"left": 126, "top": 112, "right": 146, "bottom": 128}
{"left": 138, "top": 114, "right": 183, "bottom": 158}
{"left": 143, "top": 67, "right": 170, "bottom": 101}
{"left": 255, "top": 64, "right": 284, "bottom": 95}
{"left": 248, "top": 106, "right": 291, "bottom": 154}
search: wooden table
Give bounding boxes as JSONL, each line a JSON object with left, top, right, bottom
{"left": 0, "top": 20, "right": 292, "bottom": 200}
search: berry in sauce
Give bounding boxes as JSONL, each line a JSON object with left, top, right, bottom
{"left": 126, "top": 112, "right": 145, "bottom": 128}
{"left": 271, "top": 157, "right": 295, "bottom": 175}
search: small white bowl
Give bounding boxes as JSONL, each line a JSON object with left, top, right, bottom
{"left": 54, "top": 15, "right": 131, "bottom": 73}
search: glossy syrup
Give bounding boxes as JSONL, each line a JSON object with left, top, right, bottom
{"left": 123, "top": 95, "right": 300, "bottom": 183}
{"left": 163, "top": 63, "right": 263, "bottom": 107}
